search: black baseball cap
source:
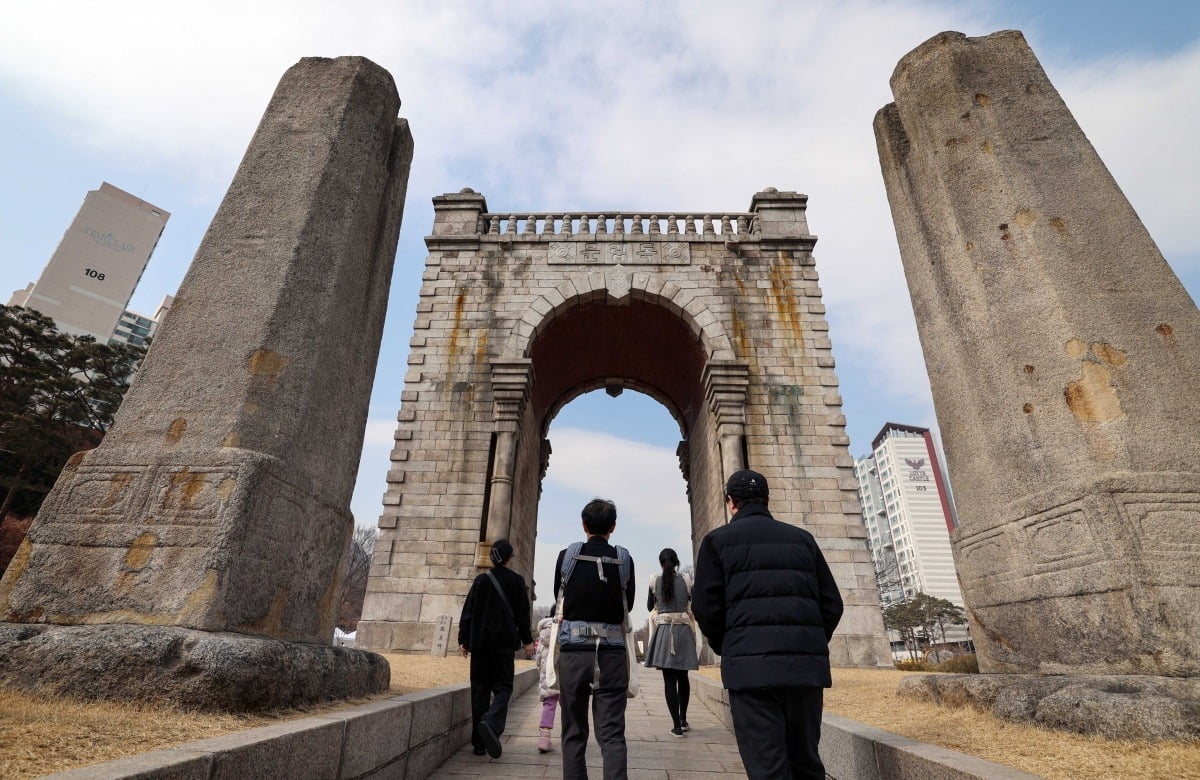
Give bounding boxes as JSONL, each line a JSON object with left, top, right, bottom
{"left": 725, "top": 469, "right": 769, "bottom": 500}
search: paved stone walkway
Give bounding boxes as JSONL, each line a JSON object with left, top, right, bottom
{"left": 430, "top": 673, "right": 748, "bottom": 778}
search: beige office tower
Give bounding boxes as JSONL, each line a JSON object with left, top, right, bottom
{"left": 8, "top": 183, "right": 169, "bottom": 340}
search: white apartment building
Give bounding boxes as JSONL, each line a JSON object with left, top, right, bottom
{"left": 110, "top": 295, "right": 174, "bottom": 348}
{"left": 9, "top": 182, "right": 169, "bottom": 342}
{"left": 854, "top": 422, "right": 968, "bottom": 644}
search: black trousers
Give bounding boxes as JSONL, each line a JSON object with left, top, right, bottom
{"left": 558, "top": 649, "right": 629, "bottom": 780}
{"left": 728, "top": 686, "right": 825, "bottom": 780}
{"left": 469, "top": 650, "right": 514, "bottom": 751}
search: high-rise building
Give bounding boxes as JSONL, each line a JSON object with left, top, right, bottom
{"left": 8, "top": 182, "right": 169, "bottom": 341}
{"left": 110, "top": 295, "right": 174, "bottom": 348}
{"left": 854, "top": 422, "right": 968, "bottom": 645}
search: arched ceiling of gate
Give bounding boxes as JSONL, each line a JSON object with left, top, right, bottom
{"left": 528, "top": 298, "right": 707, "bottom": 436}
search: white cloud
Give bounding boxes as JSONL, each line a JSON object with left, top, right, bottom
{"left": 2, "top": 2, "right": 1195, "bottom": 540}
{"left": 543, "top": 427, "right": 689, "bottom": 528}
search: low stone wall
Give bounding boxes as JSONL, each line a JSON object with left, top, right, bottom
{"left": 689, "top": 672, "right": 1043, "bottom": 780}
{"left": 45, "top": 667, "right": 538, "bottom": 779}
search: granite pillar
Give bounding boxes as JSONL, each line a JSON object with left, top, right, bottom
{"left": 0, "top": 55, "right": 414, "bottom": 709}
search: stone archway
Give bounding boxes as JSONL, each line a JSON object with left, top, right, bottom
{"left": 358, "top": 189, "right": 892, "bottom": 667}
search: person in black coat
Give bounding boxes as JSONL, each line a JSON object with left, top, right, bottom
{"left": 458, "top": 538, "right": 535, "bottom": 758}
{"left": 692, "top": 470, "right": 843, "bottom": 780}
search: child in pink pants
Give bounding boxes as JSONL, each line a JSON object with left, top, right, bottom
{"left": 535, "top": 616, "right": 559, "bottom": 753}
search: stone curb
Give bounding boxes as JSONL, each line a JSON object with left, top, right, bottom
{"left": 688, "top": 672, "right": 1044, "bottom": 780}
{"left": 42, "top": 666, "right": 538, "bottom": 779}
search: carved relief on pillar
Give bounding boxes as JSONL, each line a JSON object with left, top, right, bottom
{"left": 703, "top": 360, "right": 750, "bottom": 484}
{"left": 490, "top": 359, "right": 534, "bottom": 430}
{"left": 538, "top": 437, "right": 552, "bottom": 497}
{"left": 703, "top": 360, "right": 750, "bottom": 432}
{"left": 484, "top": 359, "right": 534, "bottom": 549}
{"left": 676, "top": 440, "right": 692, "bottom": 504}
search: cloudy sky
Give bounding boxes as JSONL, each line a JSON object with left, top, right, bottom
{"left": 2, "top": 1, "right": 1196, "bottom": 621}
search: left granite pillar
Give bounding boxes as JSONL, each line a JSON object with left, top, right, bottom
{"left": 0, "top": 56, "right": 414, "bottom": 710}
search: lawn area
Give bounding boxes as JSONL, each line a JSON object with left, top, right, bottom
{"left": 697, "top": 666, "right": 1200, "bottom": 780}
{"left": 0, "top": 653, "right": 529, "bottom": 779}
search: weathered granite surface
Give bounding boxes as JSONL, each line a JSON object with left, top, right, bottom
{"left": 874, "top": 30, "right": 1200, "bottom": 676}
{"left": 899, "top": 672, "right": 1200, "bottom": 741}
{"left": 0, "top": 55, "right": 411, "bottom": 709}
{"left": 0, "top": 55, "right": 413, "bottom": 647}
{"left": 0, "top": 624, "right": 390, "bottom": 712}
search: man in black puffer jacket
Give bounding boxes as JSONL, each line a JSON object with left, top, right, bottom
{"left": 692, "top": 470, "right": 843, "bottom": 780}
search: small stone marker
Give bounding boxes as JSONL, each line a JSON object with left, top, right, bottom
{"left": 431, "top": 614, "right": 453, "bottom": 657}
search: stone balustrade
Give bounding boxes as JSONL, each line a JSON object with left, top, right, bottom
{"left": 476, "top": 212, "right": 759, "bottom": 239}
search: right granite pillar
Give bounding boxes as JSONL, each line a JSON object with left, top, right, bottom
{"left": 874, "top": 30, "right": 1200, "bottom": 676}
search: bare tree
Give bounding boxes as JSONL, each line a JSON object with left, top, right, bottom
{"left": 337, "top": 525, "right": 378, "bottom": 633}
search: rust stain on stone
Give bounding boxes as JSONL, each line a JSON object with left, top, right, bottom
{"left": 123, "top": 532, "right": 157, "bottom": 571}
{"left": 474, "top": 330, "right": 488, "bottom": 367}
{"left": 974, "top": 93, "right": 992, "bottom": 107}
{"left": 165, "top": 418, "right": 187, "bottom": 443}
{"left": 731, "top": 277, "right": 751, "bottom": 356}
{"left": 1064, "top": 339, "right": 1088, "bottom": 357}
{"left": 966, "top": 241, "right": 974, "bottom": 251}
{"left": 0, "top": 538, "right": 33, "bottom": 610}
{"left": 100, "top": 472, "right": 134, "bottom": 509}
{"left": 980, "top": 140, "right": 993, "bottom": 154}
{"left": 945, "top": 138, "right": 959, "bottom": 147}
{"left": 1156, "top": 323, "right": 1175, "bottom": 345}
{"left": 1092, "top": 342, "right": 1126, "bottom": 367}
{"left": 1050, "top": 217, "right": 1067, "bottom": 233}
{"left": 67, "top": 451, "right": 88, "bottom": 468}
{"left": 1023, "top": 365, "right": 1035, "bottom": 375}
{"left": 1023, "top": 403, "right": 1034, "bottom": 413}
{"left": 998, "top": 223, "right": 1011, "bottom": 241}
{"left": 244, "top": 587, "right": 289, "bottom": 635}
{"left": 166, "top": 469, "right": 208, "bottom": 511}
{"left": 248, "top": 349, "right": 289, "bottom": 378}
{"left": 177, "top": 570, "right": 219, "bottom": 623}
{"left": 1014, "top": 209, "right": 1037, "bottom": 228}
{"left": 767, "top": 251, "right": 805, "bottom": 348}
{"left": 1065, "top": 362, "right": 1124, "bottom": 422}
{"left": 448, "top": 292, "right": 466, "bottom": 358}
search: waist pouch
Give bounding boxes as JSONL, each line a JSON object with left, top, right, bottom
{"left": 559, "top": 620, "right": 624, "bottom": 648}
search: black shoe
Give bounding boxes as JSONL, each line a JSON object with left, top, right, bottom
{"left": 479, "top": 721, "right": 503, "bottom": 758}
{"left": 472, "top": 746, "right": 487, "bottom": 756}
{"left": 681, "top": 721, "right": 690, "bottom": 732}
{"left": 670, "top": 727, "right": 684, "bottom": 738}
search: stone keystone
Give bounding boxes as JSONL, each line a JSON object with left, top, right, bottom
{"left": 0, "top": 56, "right": 413, "bottom": 708}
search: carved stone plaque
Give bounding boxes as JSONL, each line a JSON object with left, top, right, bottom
{"left": 548, "top": 241, "right": 690, "bottom": 265}
{"left": 430, "top": 614, "right": 453, "bottom": 657}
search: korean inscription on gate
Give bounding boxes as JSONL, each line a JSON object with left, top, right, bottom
{"left": 548, "top": 241, "right": 690, "bottom": 265}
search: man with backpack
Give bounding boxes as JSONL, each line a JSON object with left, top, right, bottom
{"left": 458, "top": 538, "right": 535, "bottom": 759}
{"left": 553, "top": 498, "right": 636, "bottom": 780}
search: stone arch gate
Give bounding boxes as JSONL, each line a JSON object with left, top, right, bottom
{"left": 358, "top": 188, "right": 892, "bottom": 667}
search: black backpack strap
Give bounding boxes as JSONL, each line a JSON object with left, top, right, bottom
{"left": 485, "top": 570, "right": 520, "bottom": 647}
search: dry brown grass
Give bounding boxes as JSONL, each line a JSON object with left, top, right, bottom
{"left": 0, "top": 654, "right": 533, "bottom": 779}
{"left": 699, "top": 666, "right": 1200, "bottom": 780}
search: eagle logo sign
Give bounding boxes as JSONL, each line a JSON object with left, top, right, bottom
{"left": 905, "top": 458, "right": 926, "bottom": 471}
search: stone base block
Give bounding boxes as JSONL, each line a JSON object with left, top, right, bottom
{"left": 0, "top": 623, "right": 390, "bottom": 712}
{"left": 898, "top": 672, "right": 1200, "bottom": 740}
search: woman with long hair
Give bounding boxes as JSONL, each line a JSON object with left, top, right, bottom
{"left": 644, "top": 547, "right": 699, "bottom": 737}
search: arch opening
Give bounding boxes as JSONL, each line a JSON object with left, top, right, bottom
{"left": 530, "top": 389, "right": 693, "bottom": 630}
{"left": 502, "top": 296, "right": 729, "bottom": 609}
